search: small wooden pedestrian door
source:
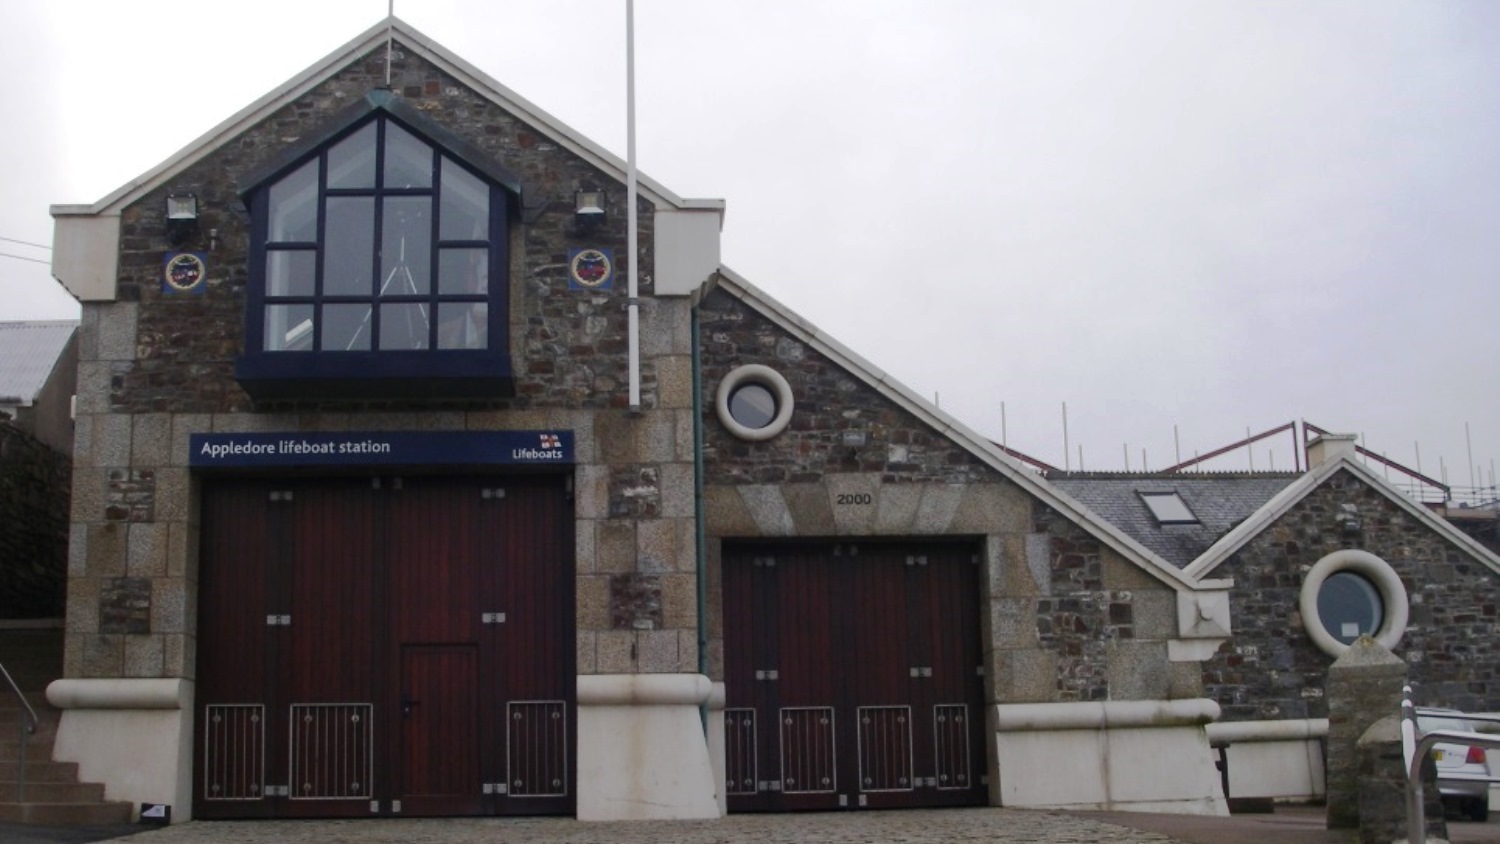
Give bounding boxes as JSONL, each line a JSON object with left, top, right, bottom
{"left": 195, "top": 474, "right": 574, "bottom": 818}
{"left": 722, "top": 540, "right": 987, "bottom": 811}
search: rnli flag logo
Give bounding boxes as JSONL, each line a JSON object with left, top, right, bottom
{"left": 539, "top": 434, "right": 561, "bottom": 449}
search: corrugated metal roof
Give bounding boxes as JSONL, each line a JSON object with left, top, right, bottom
{"left": 0, "top": 321, "right": 77, "bottom": 404}
{"left": 1049, "top": 474, "right": 1300, "bottom": 569}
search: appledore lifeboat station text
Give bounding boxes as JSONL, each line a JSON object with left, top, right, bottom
{"left": 189, "top": 431, "right": 574, "bottom": 468}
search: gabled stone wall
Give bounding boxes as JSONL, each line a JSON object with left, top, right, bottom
{"left": 1203, "top": 468, "right": 1500, "bottom": 720}
{"left": 89, "top": 42, "right": 653, "bottom": 417}
{"left": 697, "top": 288, "right": 989, "bottom": 484}
{"left": 696, "top": 288, "right": 1190, "bottom": 704}
{"left": 65, "top": 40, "right": 697, "bottom": 682}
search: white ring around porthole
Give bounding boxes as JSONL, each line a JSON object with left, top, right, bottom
{"left": 1299, "top": 549, "right": 1409, "bottom": 658}
{"left": 715, "top": 364, "right": 794, "bottom": 441}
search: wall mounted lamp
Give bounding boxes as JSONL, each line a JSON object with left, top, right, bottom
{"left": 574, "top": 189, "right": 605, "bottom": 227}
{"left": 166, "top": 194, "right": 199, "bottom": 247}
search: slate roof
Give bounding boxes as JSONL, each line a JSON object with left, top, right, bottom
{"left": 1049, "top": 474, "right": 1300, "bottom": 569}
{"left": 0, "top": 321, "right": 77, "bottom": 404}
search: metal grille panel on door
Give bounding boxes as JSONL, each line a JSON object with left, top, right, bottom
{"left": 203, "top": 704, "right": 265, "bottom": 802}
{"left": 932, "top": 704, "right": 972, "bottom": 790}
{"left": 723, "top": 708, "right": 758, "bottom": 796}
{"left": 779, "top": 707, "right": 837, "bottom": 794}
{"left": 506, "top": 700, "right": 568, "bottom": 797}
{"left": 288, "top": 703, "right": 373, "bottom": 800}
{"left": 857, "top": 706, "right": 914, "bottom": 792}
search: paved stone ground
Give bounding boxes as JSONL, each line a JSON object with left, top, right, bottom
{"left": 10, "top": 809, "right": 1186, "bottom": 844}
{"left": 8, "top": 807, "right": 1499, "bottom": 844}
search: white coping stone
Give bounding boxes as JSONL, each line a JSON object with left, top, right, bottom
{"left": 577, "top": 672, "right": 712, "bottom": 706}
{"left": 47, "top": 677, "right": 189, "bottom": 709}
{"left": 1206, "top": 717, "right": 1330, "bottom": 743}
{"left": 993, "top": 698, "right": 1220, "bottom": 732}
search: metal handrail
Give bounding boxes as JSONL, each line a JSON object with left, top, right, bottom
{"left": 0, "top": 658, "right": 38, "bottom": 802}
{"left": 1402, "top": 689, "right": 1500, "bottom": 844}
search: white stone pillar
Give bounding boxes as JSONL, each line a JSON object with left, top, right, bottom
{"left": 576, "top": 673, "right": 721, "bottom": 821}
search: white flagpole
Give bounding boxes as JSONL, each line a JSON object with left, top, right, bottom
{"left": 386, "top": 0, "right": 395, "bottom": 87}
{"left": 626, "top": 0, "right": 641, "bottom": 412}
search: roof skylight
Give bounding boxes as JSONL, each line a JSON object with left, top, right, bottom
{"left": 1140, "top": 491, "right": 1199, "bottom": 526}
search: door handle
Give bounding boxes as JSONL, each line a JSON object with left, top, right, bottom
{"left": 401, "top": 696, "right": 420, "bottom": 717}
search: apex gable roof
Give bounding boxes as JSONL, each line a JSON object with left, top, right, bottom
{"left": 1182, "top": 453, "right": 1500, "bottom": 579}
{"left": 52, "top": 17, "right": 724, "bottom": 220}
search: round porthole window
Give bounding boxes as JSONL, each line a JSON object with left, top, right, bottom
{"left": 728, "top": 382, "right": 778, "bottom": 429}
{"left": 716, "top": 365, "right": 793, "bottom": 441}
{"left": 1299, "top": 549, "right": 1408, "bottom": 658}
{"left": 1316, "top": 571, "right": 1383, "bottom": 646}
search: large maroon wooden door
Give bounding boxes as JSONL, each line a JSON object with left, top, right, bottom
{"left": 722, "top": 540, "right": 986, "bottom": 812}
{"left": 195, "top": 474, "right": 574, "bottom": 819}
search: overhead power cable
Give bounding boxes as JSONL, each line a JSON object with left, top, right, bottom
{"left": 0, "top": 251, "right": 50, "bottom": 266}
{"left": 0, "top": 235, "right": 50, "bottom": 251}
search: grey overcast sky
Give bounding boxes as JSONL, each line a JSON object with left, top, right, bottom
{"left": 2, "top": 1, "right": 1496, "bottom": 489}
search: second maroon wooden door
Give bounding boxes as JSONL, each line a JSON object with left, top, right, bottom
{"left": 722, "top": 540, "right": 987, "bottom": 812}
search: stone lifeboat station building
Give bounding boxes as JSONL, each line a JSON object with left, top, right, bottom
{"left": 46, "top": 18, "right": 1500, "bottom": 823}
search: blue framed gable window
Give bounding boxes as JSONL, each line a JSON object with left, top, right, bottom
{"left": 236, "top": 112, "right": 514, "bottom": 401}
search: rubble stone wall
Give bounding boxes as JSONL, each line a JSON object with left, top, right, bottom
{"left": 1204, "top": 468, "right": 1500, "bottom": 720}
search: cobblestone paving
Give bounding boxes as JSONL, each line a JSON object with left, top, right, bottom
{"left": 105, "top": 809, "right": 1187, "bottom": 844}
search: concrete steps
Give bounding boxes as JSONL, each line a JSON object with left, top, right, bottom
{"left": 0, "top": 800, "right": 133, "bottom": 825}
{"left": 0, "top": 625, "right": 136, "bottom": 826}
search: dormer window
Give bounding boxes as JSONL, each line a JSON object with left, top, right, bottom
{"left": 236, "top": 108, "right": 516, "bottom": 401}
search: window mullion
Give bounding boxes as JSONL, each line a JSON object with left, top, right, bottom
{"left": 314, "top": 150, "right": 329, "bottom": 351}
{"left": 427, "top": 146, "right": 441, "bottom": 350}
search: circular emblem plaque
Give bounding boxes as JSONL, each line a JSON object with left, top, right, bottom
{"left": 569, "top": 248, "right": 612, "bottom": 289}
{"left": 163, "top": 252, "right": 207, "bottom": 293}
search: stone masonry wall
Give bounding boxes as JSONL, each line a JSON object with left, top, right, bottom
{"left": 89, "top": 42, "right": 655, "bottom": 416}
{"left": 1203, "top": 468, "right": 1500, "bottom": 721}
{"left": 696, "top": 288, "right": 1188, "bottom": 703}
{"left": 698, "top": 287, "right": 989, "bottom": 485}
{"left": 66, "top": 40, "right": 698, "bottom": 681}
{"left": 1021, "top": 504, "right": 1193, "bottom": 703}
{"left": 0, "top": 418, "right": 70, "bottom": 619}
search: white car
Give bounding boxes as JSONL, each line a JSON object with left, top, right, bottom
{"left": 1418, "top": 709, "right": 1493, "bottom": 822}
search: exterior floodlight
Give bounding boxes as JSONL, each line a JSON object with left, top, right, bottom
{"left": 166, "top": 194, "right": 199, "bottom": 246}
{"left": 575, "top": 189, "right": 605, "bottom": 226}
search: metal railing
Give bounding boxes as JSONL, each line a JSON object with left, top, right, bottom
{"left": 0, "top": 658, "right": 38, "bottom": 802}
{"left": 1401, "top": 687, "right": 1500, "bottom": 844}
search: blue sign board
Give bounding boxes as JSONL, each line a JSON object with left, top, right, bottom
{"left": 190, "top": 431, "right": 573, "bottom": 468}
